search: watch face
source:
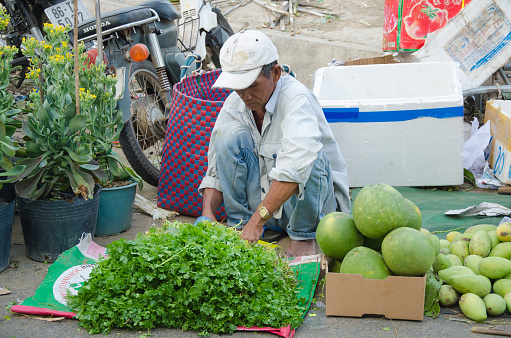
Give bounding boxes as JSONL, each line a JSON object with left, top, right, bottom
{"left": 259, "top": 205, "right": 270, "bottom": 219}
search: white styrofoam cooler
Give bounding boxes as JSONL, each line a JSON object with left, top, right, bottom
{"left": 313, "top": 62, "right": 464, "bottom": 188}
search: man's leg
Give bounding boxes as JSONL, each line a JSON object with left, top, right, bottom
{"left": 281, "top": 150, "right": 336, "bottom": 256}
{"left": 214, "top": 122, "right": 260, "bottom": 228}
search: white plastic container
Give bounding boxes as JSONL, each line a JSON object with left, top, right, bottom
{"left": 313, "top": 62, "right": 464, "bottom": 188}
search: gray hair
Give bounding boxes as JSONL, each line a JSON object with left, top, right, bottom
{"left": 260, "top": 61, "right": 278, "bottom": 79}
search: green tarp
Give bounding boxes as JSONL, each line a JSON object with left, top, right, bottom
{"left": 352, "top": 187, "right": 511, "bottom": 239}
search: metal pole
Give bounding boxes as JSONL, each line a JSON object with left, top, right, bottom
{"left": 95, "top": 0, "right": 103, "bottom": 64}
{"left": 74, "top": 0, "right": 79, "bottom": 115}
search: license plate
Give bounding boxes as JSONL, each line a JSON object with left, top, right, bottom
{"left": 44, "top": 0, "right": 91, "bottom": 27}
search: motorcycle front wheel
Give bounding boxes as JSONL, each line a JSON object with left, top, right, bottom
{"left": 119, "top": 61, "right": 172, "bottom": 187}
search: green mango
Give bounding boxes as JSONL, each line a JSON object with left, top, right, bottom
{"left": 452, "top": 233, "right": 475, "bottom": 245}
{"left": 438, "top": 265, "right": 475, "bottom": 284}
{"left": 483, "top": 293, "right": 506, "bottom": 316}
{"left": 497, "top": 222, "right": 511, "bottom": 242}
{"left": 489, "top": 242, "right": 511, "bottom": 259}
{"left": 464, "top": 254, "right": 483, "bottom": 275}
{"left": 451, "top": 241, "right": 470, "bottom": 263}
{"left": 439, "top": 284, "right": 459, "bottom": 307}
{"left": 447, "top": 231, "right": 462, "bottom": 242}
{"left": 504, "top": 293, "right": 511, "bottom": 313}
{"left": 488, "top": 230, "right": 501, "bottom": 250}
{"left": 469, "top": 231, "right": 491, "bottom": 258}
{"left": 446, "top": 254, "right": 462, "bottom": 266}
{"left": 440, "top": 239, "right": 451, "bottom": 249}
{"left": 465, "top": 224, "right": 498, "bottom": 234}
{"left": 492, "top": 279, "right": 511, "bottom": 298}
{"left": 439, "top": 248, "right": 450, "bottom": 255}
{"left": 427, "top": 234, "right": 441, "bottom": 256}
{"left": 433, "top": 253, "right": 452, "bottom": 273}
{"left": 478, "top": 257, "right": 511, "bottom": 279}
{"left": 449, "top": 274, "right": 491, "bottom": 298}
{"left": 459, "top": 293, "right": 487, "bottom": 321}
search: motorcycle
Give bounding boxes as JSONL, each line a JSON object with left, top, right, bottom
{"left": 0, "top": 0, "right": 233, "bottom": 186}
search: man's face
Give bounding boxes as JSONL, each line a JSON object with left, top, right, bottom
{"left": 235, "top": 65, "right": 281, "bottom": 112}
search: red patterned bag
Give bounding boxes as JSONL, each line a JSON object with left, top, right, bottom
{"left": 158, "top": 70, "right": 231, "bottom": 218}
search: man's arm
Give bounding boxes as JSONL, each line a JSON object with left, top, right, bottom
{"left": 241, "top": 180, "right": 298, "bottom": 242}
{"left": 201, "top": 188, "right": 223, "bottom": 222}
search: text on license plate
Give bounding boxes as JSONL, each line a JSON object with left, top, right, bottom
{"left": 44, "top": 0, "right": 91, "bottom": 27}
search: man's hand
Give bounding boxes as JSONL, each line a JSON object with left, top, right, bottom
{"left": 241, "top": 181, "right": 298, "bottom": 242}
{"left": 241, "top": 217, "right": 265, "bottom": 242}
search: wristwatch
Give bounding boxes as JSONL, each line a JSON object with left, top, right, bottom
{"left": 258, "top": 202, "right": 272, "bottom": 220}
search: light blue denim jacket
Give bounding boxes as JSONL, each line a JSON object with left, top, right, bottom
{"left": 199, "top": 75, "right": 351, "bottom": 216}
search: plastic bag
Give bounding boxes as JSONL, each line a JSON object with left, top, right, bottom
{"left": 463, "top": 117, "right": 492, "bottom": 180}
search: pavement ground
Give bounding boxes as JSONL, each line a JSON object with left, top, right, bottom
{"left": 2, "top": 181, "right": 511, "bottom": 337}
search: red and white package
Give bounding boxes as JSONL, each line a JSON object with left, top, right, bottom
{"left": 383, "top": 0, "right": 471, "bottom": 52}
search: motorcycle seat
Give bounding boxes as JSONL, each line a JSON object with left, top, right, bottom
{"left": 76, "top": 0, "right": 181, "bottom": 41}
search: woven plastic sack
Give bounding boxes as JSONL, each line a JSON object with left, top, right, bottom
{"left": 158, "top": 70, "right": 231, "bottom": 218}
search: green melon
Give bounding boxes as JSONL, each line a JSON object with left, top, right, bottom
{"left": 316, "top": 212, "right": 363, "bottom": 261}
{"left": 363, "top": 235, "right": 385, "bottom": 252}
{"left": 352, "top": 183, "right": 409, "bottom": 239}
{"left": 402, "top": 198, "right": 422, "bottom": 230}
{"left": 381, "top": 227, "right": 436, "bottom": 276}
{"left": 340, "top": 246, "right": 393, "bottom": 279}
{"left": 328, "top": 259, "right": 342, "bottom": 273}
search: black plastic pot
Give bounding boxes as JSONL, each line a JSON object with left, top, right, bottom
{"left": 0, "top": 183, "right": 16, "bottom": 272}
{"left": 17, "top": 186, "right": 102, "bottom": 262}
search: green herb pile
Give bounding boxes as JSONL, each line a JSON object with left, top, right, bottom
{"left": 67, "top": 221, "right": 305, "bottom": 335}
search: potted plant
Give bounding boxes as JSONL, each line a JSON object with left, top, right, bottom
{"left": 80, "top": 57, "right": 143, "bottom": 236}
{"left": 14, "top": 24, "right": 107, "bottom": 262}
{"left": 0, "top": 7, "right": 27, "bottom": 271}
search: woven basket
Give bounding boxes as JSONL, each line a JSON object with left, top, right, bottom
{"left": 157, "top": 70, "right": 231, "bottom": 218}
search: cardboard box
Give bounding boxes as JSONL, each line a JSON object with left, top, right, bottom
{"left": 313, "top": 61, "right": 464, "bottom": 188}
{"left": 414, "top": 0, "right": 511, "bottom": 90}
{"left": 342, "top": 54, "right": 398, "bottom": 66}
{"left": 383, "top": 0, "right": 471, "bottom": 52}
{"left": 324, "top": 258, "right": 426, "bottom": 320}
{"left": 485, "top": 100, "right": 511, "bottom": 185}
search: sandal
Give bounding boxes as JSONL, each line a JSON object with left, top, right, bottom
{"left": 260, "top": 226, "right": 286, "bottom": 242}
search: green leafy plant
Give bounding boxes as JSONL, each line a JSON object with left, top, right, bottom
{"left": 0, "top": 42, "right": 26, "bottom": 186}
{"left": 424, "top": 270, "right": 442, "bottom": 318}
{"left": 0, "top": 5, "right": 26, "bottom": 187}
{"left": 15, "top": 24, "right": 107, "bottom": 200}
{"left": 67, "top": 221, "right": 305, "bottom": 335}
{"left": 79, "top": 58, "right": 142, "bottom": 189}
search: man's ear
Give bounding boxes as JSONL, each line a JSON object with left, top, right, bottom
{"left": 271, "top": 64, "right": 282, "bottom": 82}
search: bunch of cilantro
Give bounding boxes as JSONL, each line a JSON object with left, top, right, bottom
{"left": 67, "top": 221, "right": 305, "bottom": 335}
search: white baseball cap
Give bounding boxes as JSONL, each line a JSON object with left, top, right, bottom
{"left": 212, "top": 30, "right": 279, "bottom": 90}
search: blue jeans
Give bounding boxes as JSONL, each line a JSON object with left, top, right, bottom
{"left": 214, "top": 121, "right": 336, "bottom": 240}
